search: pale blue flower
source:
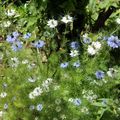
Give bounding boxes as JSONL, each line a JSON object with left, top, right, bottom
{"left": 107, "top": 35, "right": 120, "bottom": 48}
{"left": 23, "top": 33, "right": 31, "bottom": 39}
{"left": 36, "top": 104, "right": 43, "bottom": 111}
{"left": 95, "top": 70, "right": 105, "bottom": 79}
{"left": 12, "top": 31, "right": 19, "bottom": 38}
{"left": 73, "top": 61, "right": 80, "bottom": 68}
{"left": 73, "top": 98, "right": 81, "bottom": 106}
{"left": 6, "top": 35, "right": 16, "bottom": 43}
{"left": 33, "top": 40, "right": 45, "bottom": 48}
{"left": 70, "top": 41, "right": 79, "bottom": 49}
{"left": 60, "top": 62, "right": 69, "bottom": 68}
{"left": 11, "top": 41, "right": 23, "bottom": 51}
{"left": 83, "top": 37, "right": 91, "bottom": 44}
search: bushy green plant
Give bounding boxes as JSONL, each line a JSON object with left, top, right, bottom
{"left": 0, "top": 0, "right": 120, "bottom": 120}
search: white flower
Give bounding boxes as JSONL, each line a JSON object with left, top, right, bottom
{"left": 107, "top": 68, "right": 117, "bottom": 77}
{"left": 28, "top": 77, "right": 36, "bottom": 83}
{"left": 47, "top": 19, "right": 58, "bottom": 28}
{"left": 10, "top": 57, "right": 19, "bottom": 67}
{"left": 22, "top": 59, "right": 29, "bottom": 64}
{"left": 81, "top": 107, "right": 89, "bottom": 114}
{"left": 92, "top": 41, "right": 101, "bottom": 50}
{"left": 87, "top": 45, "right": 96, "bottom": 55}
{"left": 83, "top": 33, "right": 88, "bottom": 38}
{"left": 27, "top": 63, "right": 36, "bottom": 70}
{"left": 0, "top": 111, "right": 4, "bottom": 117}
{"left": 6, "top": 9, "right": 15, "bottom": 16}
{"left": 116, "top": 18, "right": 120, "bottom": 24}
{"left": 61, "top": 15, "right": 73, "bottom": 24}
{"left": 33, "top": 87, "right": 43, "bottom": 96}
{"left": 68, "top": 98, "right": 74, "bottom": 102}
{"left": 0, "top": 92, "right": 7, "bottom": 98}
{"left": 70, "top": 50, "right": 79, "bottom": 57}
{"left": 29, "top": 92, "right": 35, "bottom": 99}
{"left": 3, "top": 21, "right": 11, "bottom": 27}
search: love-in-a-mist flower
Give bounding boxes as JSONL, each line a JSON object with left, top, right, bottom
{"left": 6, "top": 35, "right": 16, "bottom": 43}
{"left": 28, "top": 77, "right": 36, "bottom": 83}
{"left": 47, "top": 19, "right": 58, "bottom": 28}
{"left": 5, "top": 9, "right": 15, "bottom": 16}
{"left": 70, "top": 50, "right": 79, "bottom": 57}
{"left": 4, "top": 103, "right": 8, "bottom": 109}
{"left": 107, "top": 68, "right": 117, "bottom": 78}
{"left": 11, "top": 41, "right": 23, "bottom": 51}
{"left": 0, "top": 92, "right": 7, "bottom": 98}
{"left": 87, "top": 45, "right": 96, "bottom": 55}
{"left": 60, "top": 62, "right": 69, "bottom": 68}
{"left": 92, "top": 41, "right": 101, "bottom": 50}
{"left": 10, "top": 57, "right": 19, "bottom": 67}
{"left": 107, "top": 36, "right": 120, "bottom": 48}
{"left": 61, "top": 15, "right": 73, "bottom": 24}
{"left": 3, "top": 21, "right": 11, "bottom": 27}
{"left": 33, "top": 87, "right": 43, "bottom": 96}
{"left": 33, "top": 40, "right": 45, "bottom": 48}
{"left": 95, "top": 70, "right": 105, "bottom": 79}
{"left": 23, "top": 33, "right": 31, "bottom": 39}
{"left": 70, "top": 41, "right": 79, "bottom": 49}
{"left": 12, "top": 31, "right": 19, "bottom": 38}
{"left": 116, "top": 18, "right": 120, "bottom": 24}
{"left": 36, "top": 104, "right": 43, "bottom": 111}
{"left": 22, "top": 59, "right": 29, "bottom": 64}
{"left": 73, "top": 61, "right": 80, "bottom": 68}
{"left": 83, "top": 33, "right": 91, "bottom": 44}
{"left": 29, "top": 92, "right": 35, "bottom": 99}
{"left": 73, "top": 98, "right": 81, "bottom": 106}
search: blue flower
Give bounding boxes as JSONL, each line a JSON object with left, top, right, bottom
{"left": 33, "top": 40, "right": 45, "bottom": 48}
{"left": 23, "top": 33, "right": 31, "bottom": 39}
{"left": 83, "top": 37, "right": 91, "bottom": 44}
{"left": 107, "top": 36, "right": 120, "bottom": 48}
{"left": 73, "top": 98, "right": 81, "bottom": 106}
{"left": 70, "top": 41, "right": 79, "bottom": 49}
{"left": 95, "top": 70, "right": 105, "bottom": 79}
{"left": 60, "top": 62, "right": 69, "bottom": 68}
{"left": 12, "top": 31, "right": 19, "bottom": 38}
{"left": 11, "top": 41, "right": 23, "bottom": 51}
{"left": 36, "top": 104, "right": 43, "bottom": 111}
{"left": 6, "top": 35, "right": 16, "bottom": 43}
{"left": 73, "top": 61, "right": 80, "bottom": 68}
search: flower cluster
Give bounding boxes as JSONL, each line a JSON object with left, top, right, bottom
{"left": 29, "top": 78, "right": 53, "bottom": 99}
{"left": 82, "top": 90, "right": 98, "bottom": 103}
{"left": 6, "top": 31, "right": 23, "bottom": 51}
{"left": 69, "top": 98, "right": 82, "bottom": 106}
{"left": 29, "top": 104, "right": 43, "bottom": 112}
{"left": 47, "top": 15, "right": 73, "bottom": 28}
{"left": 87, "top": 41, "right": 101, "bottom": 55}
